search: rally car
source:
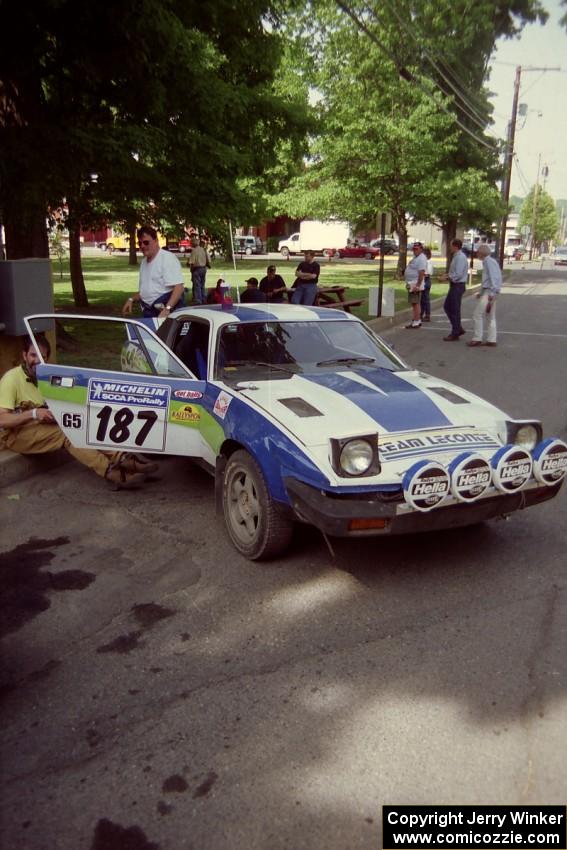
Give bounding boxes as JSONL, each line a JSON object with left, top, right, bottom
{"left": 26, "top": 305, "right": 566, "bottom": 560}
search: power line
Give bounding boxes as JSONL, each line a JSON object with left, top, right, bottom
{"left": 375, "top": 0, "right": 492, "bottom": 133}
{"left": 335, "top": 0, "right": 500, "bottom": 151}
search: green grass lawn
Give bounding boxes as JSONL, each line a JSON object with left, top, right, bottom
{"left": 52, "top": 253, "right": 451, "bottom": 322}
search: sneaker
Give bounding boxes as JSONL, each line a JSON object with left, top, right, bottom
{"left": 105, "top": 467, "right": 146, "bottom": 491}
{"left": 405, "top": 321, "right": 421, "bottom": 329}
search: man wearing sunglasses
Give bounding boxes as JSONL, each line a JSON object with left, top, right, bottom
{"left": 122, "top": 226, "right": 185, "bottom": 318}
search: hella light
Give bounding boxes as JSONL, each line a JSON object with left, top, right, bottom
{"left": 506, "top": 421, "right": 542, "bottom": 451}
{"left": 331, "top": 435, "right": 380, "bottom": 477}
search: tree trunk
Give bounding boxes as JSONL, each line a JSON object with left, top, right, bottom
{"left": 396, "top": 217, "right": 408, "bottom": 278}
{"left": 443, "top": 219, "right": 458, "bottom": 270}
{"left": 128, "top": 220, "right": 138, "bottom": 266}
{"left": 69, "top": 225, "right": 89, "bottom": 309}
{"left": 4, "top": 205, "right": 49, "bottom": 259}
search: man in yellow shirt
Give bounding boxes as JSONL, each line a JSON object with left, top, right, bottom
{"left": 0, "top": 336, "right": 155, "bottom": 489}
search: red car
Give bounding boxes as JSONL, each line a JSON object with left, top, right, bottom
{"left": 334, "top": 243, "right": 380, "bottom": 259}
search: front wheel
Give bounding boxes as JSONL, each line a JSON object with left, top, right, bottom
{"left": 280, "top": 247, "right": 290, "bottom": 259}
{"left": 222, "top": 450, "right": 293, "bottom": 560}
{"left": 106, "top": 243, "right": 115, "bottom": 255}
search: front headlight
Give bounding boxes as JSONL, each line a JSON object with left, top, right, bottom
{"left": 506, "top": 420, "right": 542, "bottom": 451}
{"left": 331, "top": 435, "right": 380, "bottom": 477}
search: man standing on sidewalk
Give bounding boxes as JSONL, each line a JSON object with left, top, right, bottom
{"left": 188, "top": 235, "right": 211, "bottom": 305}
{"left": 467, "top": 245, "right": 502, "bottom": 348}
{"left": 442, "top": 239, "right": 469, "bottom": 341}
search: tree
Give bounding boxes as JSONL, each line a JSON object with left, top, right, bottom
{"left": 0, "top": 0, "right": 308, "bottom": 303}
{"left": 519, "top": 186, "right": 559, "bottom": 249}
{"left": 271, "top": 0, "right": 545, "bottom": 269}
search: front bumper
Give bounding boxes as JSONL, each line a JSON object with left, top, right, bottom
{"left": 284, "top": 477, "right": 562, "bottom": 537}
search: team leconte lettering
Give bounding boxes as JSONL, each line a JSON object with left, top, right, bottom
{"left": 381, "top": 431, "right": 498, "bottom": 456}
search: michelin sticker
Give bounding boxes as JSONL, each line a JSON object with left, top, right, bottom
{"left": 532, "top": 438, "right": 567, "bottom": 486}
{"left": 86, "top": 379, "right": 169, "bottom": 452}
{"left": 448, "top": 452, "right": 492, "bottom": 502}
{"left": 403, "top": 460, "right": 450, "bottom": 512}
{"left": 214, "top": 390, "right": 233, "bottom": 420}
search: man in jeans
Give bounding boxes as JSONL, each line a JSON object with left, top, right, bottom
{"left": 442, "top": 239, "right": 469, "bottom": 341}
{"left": 188, "top": 236, "right": 211, "bottom": 305}
{"left": 291, "top": 251, "right": 320, "bottom": 305}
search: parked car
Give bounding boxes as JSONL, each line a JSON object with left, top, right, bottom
{"left": 27, "top": 305, "right": 567, "bottom": 560}
{"left": 234, "top": 235, "right": 263, "bottom": 255}
{"left": 334, "top": 243, "right": 380, "bottom": 259}
{"left": 462, "top": 241, "right": 496, "bottom": 258}
{"left": 369, "top": 238, "right": 399, "bottom": 255}
{"left": 553, "top": 247, "right": 567, "bottom": 266}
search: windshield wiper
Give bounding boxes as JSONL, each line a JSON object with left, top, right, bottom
{"left": 226, "top": 360, "right": 295, "bottom": 376}
{"left": 316, "top": 356, "right": 376, "bottom": 367}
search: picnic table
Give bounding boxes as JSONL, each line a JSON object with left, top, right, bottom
{"left": 315, "top": 286, "right": 363, "bottom": 313}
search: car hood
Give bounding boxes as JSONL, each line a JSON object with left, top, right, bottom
{"left": 235, "top": 367, "right": 506, "bottom": 453}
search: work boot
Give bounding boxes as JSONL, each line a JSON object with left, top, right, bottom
{"left": 104, "top": 465, "right": 146, "bottom": 491}
{"left": 118, "top": 453, "right": 159, "bottom": 476}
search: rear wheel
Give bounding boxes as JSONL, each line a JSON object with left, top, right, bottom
{"left": 222, "top": 450, "right": 293, "bottom": 560}
{"left": 245, "top": 247, "right": 252, "bottom": 255}
{"left": 106, "top": 243, "right": 115, "bottom": 255}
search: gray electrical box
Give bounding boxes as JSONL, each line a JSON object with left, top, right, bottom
{"left": 0, "top": 259, "right": 54, "bottom": 335}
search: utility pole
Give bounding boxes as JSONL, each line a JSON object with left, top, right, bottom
{"left": 497, "top": 65, "right": 560, "bottom": 269}
{"left": 529, "top": 154, "right": 541, "bottom": 260}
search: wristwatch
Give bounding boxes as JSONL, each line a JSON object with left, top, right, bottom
{"left": 165, "top": 305, "right": 172, "bottom": 311}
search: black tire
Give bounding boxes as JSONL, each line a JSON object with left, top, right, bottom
{"left": 222, "top": 450, "right": 293, "bottom": 560}
{"left": 107, "top": 243, "right": 115, "bottom": 254}
{"left": 280, "top": 247, "right": 290, "bottom": 259}
{"left": 334, "top": 250, "right": 341, "bottom": 259}
{"left": 364, "top": 252, "right": 372, "bottom": 259}
{"left": 245, "top": 247, "right": 252, "bottom": 255}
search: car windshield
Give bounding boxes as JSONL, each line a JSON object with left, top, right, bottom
{"left": 215, "top": 320, "right": 404, "bottom": 384}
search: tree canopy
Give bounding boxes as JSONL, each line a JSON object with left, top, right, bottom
{"left": 0, "top": 0, "right": 310, "bottom": 265}
{"left": 519, "top": 186, "right": 559, "bottom": 246}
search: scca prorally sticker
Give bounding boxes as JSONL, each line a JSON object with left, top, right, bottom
{"left": 403, "top": 460, "right": 450, "bottom": 512}
{"left": 214, "top": 390, "right": 233, "bottom": 420}
{"left": 491, "top": 445, "right": 533, "bottom": 492}
{"left": 449, "top": 452, "right": 492, "bottom": 502}
{"left": 172, "top": 404, "right": 201, "bottom": 423}
{"left": 174, "top": 389, "right": 203, "bottom": 400}
{"left": 88, "top": 379, "right": 170, "bottom": 408}
{"left": 532, "top": 439, "right": 567, "bottom": 486}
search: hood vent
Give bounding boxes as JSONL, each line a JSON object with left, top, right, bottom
{"left": 279, "top": 397, "right": 323, "bottom": 417}
{"left": 429, "top": 386, "right": 469, "bottom": 405}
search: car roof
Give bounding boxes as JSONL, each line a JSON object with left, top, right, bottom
{"left": 170, "top": 302, "right": 359, "bottom": 327}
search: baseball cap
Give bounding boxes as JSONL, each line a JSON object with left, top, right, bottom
{"left": 244, "top": 277, "right": 259, "bottom": 286}
{"left": 412, "top": 241, "right": 423, "bottom": 249}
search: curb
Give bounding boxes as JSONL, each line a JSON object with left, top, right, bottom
{"left": 0, "top": 448, "right": 69, "bottom": 490}
{"left": 367, "top": 284, "right": 480, "bottom": 334}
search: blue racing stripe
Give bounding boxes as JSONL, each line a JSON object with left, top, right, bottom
{"left": 305, "top": 368, "right": 452, "bottom": 431}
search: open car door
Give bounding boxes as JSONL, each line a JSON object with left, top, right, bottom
{"left": 24, "top": 315, "right": 211, "bottom": 461}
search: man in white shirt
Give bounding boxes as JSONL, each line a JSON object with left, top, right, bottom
{"left": 404, "top": 242, "right": 427, "bottom": 329}
{"left": 442, "top": 238, "right": 469, "bottom": 341}
{"left": 122, "top": 226, "right": 185, "bottom": 318}
{"left": 467, "top": 244, "right": 502, "bottom": 347}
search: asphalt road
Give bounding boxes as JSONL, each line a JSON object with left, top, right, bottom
{"left": 1, "top": 264, "right": 566, "bottom": 850}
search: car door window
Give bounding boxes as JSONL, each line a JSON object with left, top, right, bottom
{"left": 172, "top": 321, "right": 210, "bottom": 379}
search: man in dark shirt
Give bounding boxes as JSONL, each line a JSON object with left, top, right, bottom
{"left": 240, "top": 277, "right": 267, "bottom": 304}
{"left": 291, "top": 251, "right": 320, "bottom": 305}
{"left": 259, "top": 265, "right": 287, "bottom": 303}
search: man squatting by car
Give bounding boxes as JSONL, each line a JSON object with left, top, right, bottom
{"left": 0, "top": 335, "right": 157, "bottom": 490}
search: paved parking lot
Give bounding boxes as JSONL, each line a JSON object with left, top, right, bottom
{"left": 1, "top": 265, "right": 566, "bottom": 850}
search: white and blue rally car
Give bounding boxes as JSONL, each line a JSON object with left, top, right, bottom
{"left": 26, "top": 304, "right": 566, "bottom": 559}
